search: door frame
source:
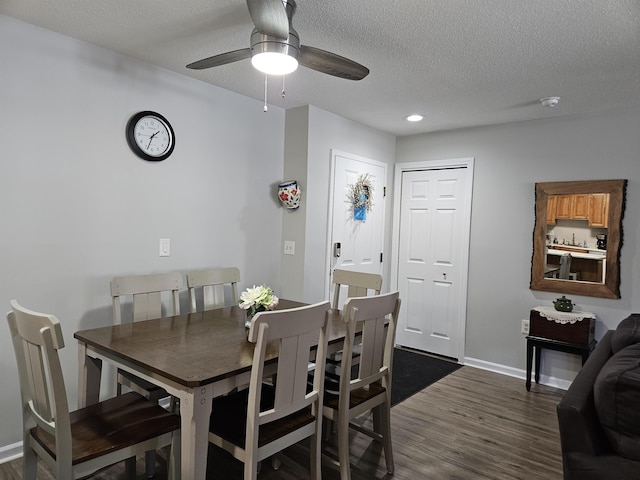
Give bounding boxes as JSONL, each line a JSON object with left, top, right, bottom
{"left": 390, "top": 157, "right": 474, "bottom": 362}
{"left": 325, "top": 149, "right": 388, "bottom": 299}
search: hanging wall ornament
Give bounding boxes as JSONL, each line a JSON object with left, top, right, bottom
{"left": 278, "top": 180, "right": 301, "bottom": 210}
{"left": 350, "top": 174, "right": 373, "bottom": 221}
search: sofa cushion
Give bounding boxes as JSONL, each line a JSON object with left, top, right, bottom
{"left": 594, "top": 342, "right": 640, "bottom": 460}
{"left": 611, "top": 314, "right": 640, "bottom": 354}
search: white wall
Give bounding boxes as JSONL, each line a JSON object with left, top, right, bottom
{"left": 0, "top": 15, "right": 286, "bottom": 449}
{"left": 397, "top": 108, "right": 640, "bottom": 384}
{"left": 280, "top": 106, "right": 396, "bottom": 303}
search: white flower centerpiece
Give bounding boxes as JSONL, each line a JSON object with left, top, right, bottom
{"left": 239, "top": 285, "right": 279, "bottom": 328}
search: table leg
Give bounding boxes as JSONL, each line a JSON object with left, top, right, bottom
{"left": 581, "top": 351, "right": 590, "bottom": 365}
{"left": 534, "top": 344, "right": 541, "bottom": 384}
{"left": 526, "top": 339, "right": 533, "bottom": 391}
{"left": 77, "top": 342, "right": 102, "bottom": 407}
{"left": 178, "top": 385, "right": 213, "bottom": 480}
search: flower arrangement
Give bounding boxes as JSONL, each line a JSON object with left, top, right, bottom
{"left": 239, "top": 285, "right": 279, "bottom": 320}
{"left": 349, "top": 173, "right": 374, "bottom": 213}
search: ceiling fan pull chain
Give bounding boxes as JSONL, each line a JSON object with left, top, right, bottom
{"left": 263, "top": 74, "right": 268, "bottom": 112}
{"left": 282, "top": 76, "right": 286, "bottom": 99}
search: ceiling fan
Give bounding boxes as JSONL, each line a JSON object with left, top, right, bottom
{"left": 186, "top": 0, "right": 369, "bottom": 81}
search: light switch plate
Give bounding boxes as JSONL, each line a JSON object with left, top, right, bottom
{"left": 284, "top": 240, "right": 295, "bottom": 255}
{"left": 159, "top": 238, "right": 171, "bottom": 257}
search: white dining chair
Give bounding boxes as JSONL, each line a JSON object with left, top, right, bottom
{"left": 208, "top": 301, "right": 331, "bottom": 480}
{"left": 7, "top": 300, "right": 181, "bottom": 480}
{"left": 329, "top": 269, "right": 383, "bottom": 369}
{"left": 331, "top": 268, "right": 382, "bottom": 310}
{"left": 322, "top": 291, "right": 401, "bottom": 480}
{"left": 186, "top": 266, "right": 240, "bottom": 313}
{"left": 110, "top": 271, "right": 183, "bottom": 477}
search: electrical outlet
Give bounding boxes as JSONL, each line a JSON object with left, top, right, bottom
{"left": 283, "top": 240, "right": 295, "bottom": 255}
{"left": 521, "top": 319, "right": 530, "bottom": 335}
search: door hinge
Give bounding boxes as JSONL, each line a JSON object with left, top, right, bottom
{"left": 380, "top": 252, "right": 383, "bottom": 262}
{"left": 383, "top": 186, "right": 387, "bottom": 197}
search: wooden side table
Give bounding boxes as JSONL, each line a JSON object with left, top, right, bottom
{"left": 526, "top": 336, "right": 596, "bottom": 391}
{"left": 525, "top": 307, "right": 596, "bottom": 391}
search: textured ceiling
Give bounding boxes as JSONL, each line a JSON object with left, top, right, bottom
{"left": 2, "top": 0, "right": 639, "bottom": 136}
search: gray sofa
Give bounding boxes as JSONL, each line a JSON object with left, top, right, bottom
{"left": 557, "top": 314, "right": 640, "bottom": 479}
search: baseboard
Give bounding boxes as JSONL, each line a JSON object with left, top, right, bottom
{"left": 463, "top": 356, "right": 570, "bottom": 390}
{"left": 0, "top": 441, "right": 22, "bottom": 464}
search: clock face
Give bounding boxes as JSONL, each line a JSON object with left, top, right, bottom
{"left": 126, "top": 111, "right": 175, "bottom": 161}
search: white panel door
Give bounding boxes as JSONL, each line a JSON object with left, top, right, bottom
{"left": 395, "top": 167, "right": 468, "bottom": 358}
{"left": 328, "top": 151, "right": 386, "bottom": 300}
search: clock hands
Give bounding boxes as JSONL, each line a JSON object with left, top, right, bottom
{"left": 146, "top": 130, "right": 161, "bottom": 150}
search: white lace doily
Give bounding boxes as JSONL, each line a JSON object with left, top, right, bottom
{"left": 533, "top": 306, "right": 596, "bottom": 324}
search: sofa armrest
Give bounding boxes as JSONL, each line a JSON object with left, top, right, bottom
{"left": 557, "top": 330, "right": 614, "bottom": 456}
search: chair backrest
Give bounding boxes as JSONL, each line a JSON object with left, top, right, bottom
{"left": 246, "top": 301, "right": 330, "bottom": 448}
{"left": 111, "top": 272, "right": 183, "bottom": 325}
{"left": 331, "top": 268, "right": 382, "bottom": 310}
{"left": 338, "top": 292, "right": 401, "bottom": 398}
{"left": 559, "top": 254, "right": 572, "bottom": 279}
{"left": 186, "top": 267, "right": 240, "bottom": 313}
{"left": 7, "top": 300, "right": 73, "bottom": 465}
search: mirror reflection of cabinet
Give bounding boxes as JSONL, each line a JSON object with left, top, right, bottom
{"left": 547, "top": 195, "right": 557, "bottom": 224}
{"left": 531, "top": 180, "right": 626, "bottom": 299}
{"left": 589, "top": 193, "right": 609, "bottom": 227}
{"left": 571, "top": 194, "right": 590, "bottom": 220}
{"left": 547, "top": 193, "right": 607, "bottom": 225}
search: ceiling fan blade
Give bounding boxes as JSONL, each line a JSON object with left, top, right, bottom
{"left": 299, "top": 45, "right": 369, "bottom": 80}
{"left": 186, "top": 48, "right": 252, "bottom": 70}
{"left": 246, "top": 0, "right": 289, "bottom": 40}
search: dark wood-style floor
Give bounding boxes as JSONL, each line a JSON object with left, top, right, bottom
{"left": 0, "top": 366, "right": 565, "bottom": 480}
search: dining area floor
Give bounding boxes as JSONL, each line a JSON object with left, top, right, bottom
{"left": 0, "top": 365, "right": 565, "bottom": 480}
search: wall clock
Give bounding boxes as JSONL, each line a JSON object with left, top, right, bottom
{"left": 126, "top": 111, "right": 175, "bottom": 161}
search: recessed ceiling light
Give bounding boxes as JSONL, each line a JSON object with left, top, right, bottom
{"left": 540, "top": 96, "right": 561, "bottom": 107}
{"left": 406, "top": 114, "right": 424, "bottom": 122}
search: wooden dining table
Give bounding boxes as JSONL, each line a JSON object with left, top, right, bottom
{"left": 74, "top": 300, "right": 344, "bottom": 480}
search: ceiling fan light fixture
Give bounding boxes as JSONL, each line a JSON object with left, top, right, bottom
{"left": 250, "top": 28, "right": 300, "bottom": 76}
{"left": 251, "top": 51, "right": 298, "bottom": 75}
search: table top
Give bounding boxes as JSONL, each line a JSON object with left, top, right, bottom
{"left": 75, "top": 299, "right": 344, "bottom": 388}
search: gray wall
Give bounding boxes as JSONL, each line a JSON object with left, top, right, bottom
{"left": 2, "top": 7, "right": 639, "bottom": 459}
{"left": 280, "top": 106, "right": 396, "bottom": 303}
{"left": 0, "top": 15, "right": 286, "bottom": 449}
{"left": 397, "top": 108, "right": 640, "bottom": 383}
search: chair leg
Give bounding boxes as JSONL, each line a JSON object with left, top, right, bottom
{"left": 124, "top": 457, "right": 136, "bottom": 479}
{"left": 145, "top": 450, "right": 156, "bottom": 478}
{"left": 54, "top": 461, "right": 72, "bottom": 480}
{"left": 310, "top": 430, "right": 322, "bottom": 480}
{"left": 322, "top": 417, "right": 332, "bottom": 441}
{"left": 380, "top": 403, "right": 394, "bottom": 474}
{"left": 245, "top": 459, "right": 259, "bottom": 480}
{"left": 22, "top": 443, "right": 37, "bottom": 480}
{"left": 372, "top": 405, "right": 382, "bottom": 434}
{"left": 168, "top": 431, "right": 180, "bottom": 480}
{"left": 337, "top": 414, "right": 352, "bottom": 480}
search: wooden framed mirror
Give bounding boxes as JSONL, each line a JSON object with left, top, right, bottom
{"left": 530, "top": 179, "right": 626, "bottom": 299}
